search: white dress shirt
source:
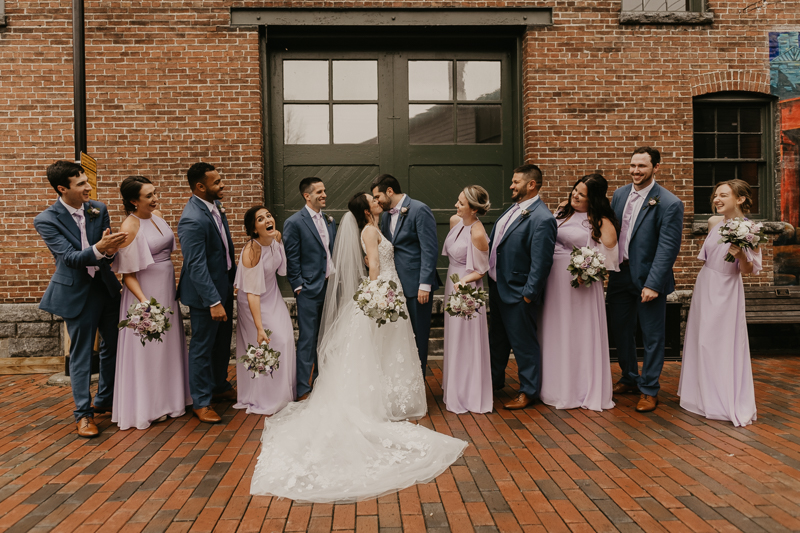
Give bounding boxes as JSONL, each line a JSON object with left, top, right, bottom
{"left": 621, "top": 180, "right": 657, "bottom": 261}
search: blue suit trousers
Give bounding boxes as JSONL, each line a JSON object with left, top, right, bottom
{"left": 606, "top": 264, "right": 667, "bottom": 396}
{"left": 488, "top": 279, "right": 542, "bottom": 398}
{"left": 65, "top": 275, "right": 120, "bottom": 421}
{"left": 295, "top": 283, "right": 326, "bottom": 397}
{"left": 405, "top": 296, "right": 433, "bottom": 373}
{"left": 188, "top": 287, "right": 234, "bottom": 409}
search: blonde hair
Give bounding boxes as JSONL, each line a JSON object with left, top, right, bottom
{"left": 712, "top": 179, "right": 753, "bottom": 214}
{"left": 463, "top": 185, "right": 491, "bottom": 216}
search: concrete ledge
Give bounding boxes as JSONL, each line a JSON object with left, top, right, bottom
{"left": 47, "top": 371, "right": 98, "bottom": 387}
{"left": 619, "top": 11, "right": 713, "bottom": 25}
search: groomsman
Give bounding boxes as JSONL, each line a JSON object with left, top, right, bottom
{"left": 34, "top": 161, "right": 127, "bottom": 437}
{"left": 372, "top": 174, "right": 440, "bottom": 374}
{"left": 177, "top": 162, "right": 237, "bottom": 423}
{"left": 488, "top": 164, "right": 557, "bottom": 409}
{"left": 607, "top": 146, "right": 683, "bottom": 413}
{"left": 284, "top": 177, "right": 337, "bottom": 400}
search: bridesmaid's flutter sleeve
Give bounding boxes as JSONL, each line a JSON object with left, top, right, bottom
{"left": 275, "top": 241, "right": 287, "bottom": 277}
{"left": 742, "top": 247, "right": 763, "bottom": 275}
{"left": 599, "top": 242, "right": 620, "bottom": 272}
{"left": 466, "top": 243, "right": 489, "bottom": 275}
{"left": 234, "top": 259, "right": 267, "bottom": 296}
{"left": 112, "top": 232, "right": 154, "bottom": 274}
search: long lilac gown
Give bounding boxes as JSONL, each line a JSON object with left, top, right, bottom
{"left": 234, "top": 239, "right": 296, "bottom": 415}
{"left": 678, "top": 220, "right": 760, "bottom": 427}
{"left": 112, "top": 214, "right": 191, "bottom": 430}
{"left": 540, "top": 212, "right": 616, "bottom": 411}
{"left": 442, "top": 220, "right": 492, "bottom": 414}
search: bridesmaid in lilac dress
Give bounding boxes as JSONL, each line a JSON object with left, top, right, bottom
{"left": 233, "top": 206, "right": 296, "bottom": 415}
{"left": 540, "top": 174, "right": 619, "bottom": 411}
{"left": 112, "top": 176, "right": 191, "bottom": 430}
{"left": 442, "top": 186, "right": 492, "bottom": 414}
{"left": 679, "top": 180, "right": 760, "bottom": 427}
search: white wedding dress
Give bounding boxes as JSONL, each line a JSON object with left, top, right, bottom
{"left": 250, "top": 215, "right": 467, "bottom": 503}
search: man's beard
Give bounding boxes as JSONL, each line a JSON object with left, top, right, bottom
{"left": 379, "top": 199, "right": 391, "bottom": 211}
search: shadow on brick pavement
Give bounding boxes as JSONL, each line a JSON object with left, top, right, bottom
{"left": 2, "top": 357, "right": 800, "bottom": 532}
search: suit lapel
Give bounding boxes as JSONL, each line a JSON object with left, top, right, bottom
{"left": 192, "top": 196, "right": 226, "bottom": 247}
{"left": 391, "top": 195, "right": 411, "bottom": 244}
{"left": 301, "top": 208, "right": 326, "bottom": 250}
{"left": 499, "top": 200, "right": 541, "bottom": 247}
{"left": 613, "top": 184, "right": 631, "bottom": 223}
{"left": 53, "top": 201, "right": 82, "bottom": 244}
{"left": 83, "top": 202, "right": 99, "bottom": 244}
{"left": 631, "top": 183, "right": 661, "bottom": 241}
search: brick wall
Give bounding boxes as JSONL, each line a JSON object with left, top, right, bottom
{"left": 2, "top": 0, "right": 798, "bottom": 305}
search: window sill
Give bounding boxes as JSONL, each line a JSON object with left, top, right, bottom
{"left": 619, "top": 11, "right": 713, "bottom": 25}
{"left": 692, "top": 221, "right": 791, "bottom": 235}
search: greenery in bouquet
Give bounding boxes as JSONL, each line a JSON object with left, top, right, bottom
{"left": 567, "top": 246, "right": 608, "bottom": 288}
{"left": 445, "top": 273, "right": 488, "bottom": 320}
{"left": 717, "top": 217, "right": 765, "bottom": 263}
{"left": 239, "top": 329, "right": 281, "bottom": 378}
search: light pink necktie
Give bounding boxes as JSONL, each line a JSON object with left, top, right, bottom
{"left": 488, "top": 202, "right": 520, "bottom": 280}
{"left": 618, "top": 191, "right": 639, "bottom": 263}
{"left": 72, "top": 211, "right": 97, "bottom": 278}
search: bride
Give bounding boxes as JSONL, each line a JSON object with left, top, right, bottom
{"left": 250, "top": 192, "right": 468, "bottom": 503}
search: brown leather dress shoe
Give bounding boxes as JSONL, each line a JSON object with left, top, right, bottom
{"left": 92, "top": 403, "right": 112, "bottom": 414}
{"left": 612, "top": 383, "right": 637, "bottom": 395}
{"left": 296, "top": 392, "right": 310, "bottom": 402}
{"left": 635, "top": 394, "right": 658, "bottom": 412}
{"left": 193, "top": 406, "right": 222, "bottom": 423}
{"left": 503, "top": 393, "right": 533, "bottom": 410}
{"left": 211, "top": 389, "right": 237, "bottom": 402}
{"left": 76, "top": 416, "right": 99, "bottom": 438}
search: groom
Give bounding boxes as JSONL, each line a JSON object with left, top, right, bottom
{"left": 34, "top": 160, "right": 127, "bottom": 437}
{"left": 607, "top": 146, "right": 683, "bottom": 413}
{"left": 371, "top": 174, "right": 440, "bottom": 374}
{"left": 488, "top": 164, "right": 557, "bottom": 409}
{"left": 283, "top": 177, "right": 337, "bottom": 400}
{"left": 177, "top": 162, "right": 237, "bottom": 424}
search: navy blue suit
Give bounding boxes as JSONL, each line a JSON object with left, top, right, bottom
{"left": 607, "top": 182, "right": 683, "bottom": 396}
{"left": 488, "top": 198, "right": 557, "bottom": 398}
{"left": 35, "top": 199, "right": 121, "bottom": 421}
{"left": 283, "top": 207, "right": 337, "bottom": 396}
{"left": 380, "top": 195, "right": 440, "bottom": 372}
{"left": 177, "top": 195, "right": 237, "bottom": 409}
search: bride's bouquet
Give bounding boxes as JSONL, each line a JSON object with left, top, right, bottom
{"left": 353, "top": 278, "right": 408, "bottom": 327}
{"left": 567, "top": 246, "right": 608, "bottom": 288}
{"left": 717, "top": 217, "right": 765, "bottom": 263}
{"left": 239, "top": 329, "right": 281, "bottom": 378}
{"left": 445, "top": 273, "right": 488, "bottom": 320}
{"left": 118, "top": 297, "right": 173, "bottom": 346}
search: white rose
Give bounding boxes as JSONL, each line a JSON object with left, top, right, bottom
{"left": 736, "top": 226, "right": 748, "bottom": 238}
{"left": 581, "top": 247, "right": 593, "bottom": 255}
{"left": 591, "top": 258, "right": 600, "bottom": 267}
{"left": 572, "top": 256, "right": 583, "bottom": 267}
{"left": 587, "top": 267, "right": 597, "bottom": 275}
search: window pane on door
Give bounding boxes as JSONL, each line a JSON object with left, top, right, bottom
{"left": 284, "top": 105, "right": 329, "bottom": 144}
{"left": 333, "top": 104, "right": 378, "bottom": 144}
{"left": 457, "top": 105, "right": 501, "bottom": 143}
{"left": 409, "top": 104, "right": 453, "bottom": 144}
{"left": 333, "top": 61, "right": 378, "bottom": 101}
{"left": 456, "top": 61, "right": 501, "bottom": 101}
{"left": 284, "top": 61, "right": 328, "bottom": 101}
{"left": 409, "top": 61, "right": 453, "bottom": 101}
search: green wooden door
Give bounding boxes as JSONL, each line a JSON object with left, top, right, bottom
{"left": 269, "top": 48, "right": 516, "bottom": 291}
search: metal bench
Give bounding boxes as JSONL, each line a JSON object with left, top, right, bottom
{"left": 745, "top": 286, "right": 800, "bottom": 324}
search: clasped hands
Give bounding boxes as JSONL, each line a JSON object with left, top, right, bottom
{"left": 96, "top": 228, "right": 127, "bottom": 256}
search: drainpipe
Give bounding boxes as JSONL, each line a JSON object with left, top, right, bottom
{"left": 73, "top": 0, "right": 87, "bottom": 161}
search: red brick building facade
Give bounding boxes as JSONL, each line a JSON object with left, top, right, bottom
{"left": 2, "top": 0, "right": 799, "bottom": 307}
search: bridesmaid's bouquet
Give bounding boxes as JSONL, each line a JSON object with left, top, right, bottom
{"left": 567, "top": 246, "right": 608, "bottom": 288}
{"left": 354, "top": 278, "right": 408, "bottom": 327}
{"left": 118, "top": 297, "right": 173, "bottom": 346}
{"left": 445, "top": 273, "right": 488, "bottom": 320}
{"left": 239, "top": 330, "right": 281, "bottom": 378}
{"left": 717, "top": 217, "right": 765, "bottom": 263}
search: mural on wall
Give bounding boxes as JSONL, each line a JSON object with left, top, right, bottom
{"left": 770, "top": 31, "right": 800, "bottom": 285}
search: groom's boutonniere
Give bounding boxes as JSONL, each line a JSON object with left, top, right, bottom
{"left": 400, "top": 207, "right": 409, "bottom": 217}
{"left": 519, "top": 209, "right": 531, "bottom": 220}
{"left": 85, "top": 205, "right": 100, "bottom": 221}
{"left": 323, "top": 212, "right": 334, "bottom": 224}
{"left": 216, "top": 202, "right": 226, "bottom": 215}
{"left": 642, "top": 196, "right": 660, "bottom": 210}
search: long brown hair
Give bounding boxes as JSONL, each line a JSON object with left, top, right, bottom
{"left": 556, "top": 174, "right": 619, "bottom": 242}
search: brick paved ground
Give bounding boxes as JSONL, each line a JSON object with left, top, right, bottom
{"left": 2, "top": 357, "right": 800, "bottom": 533}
